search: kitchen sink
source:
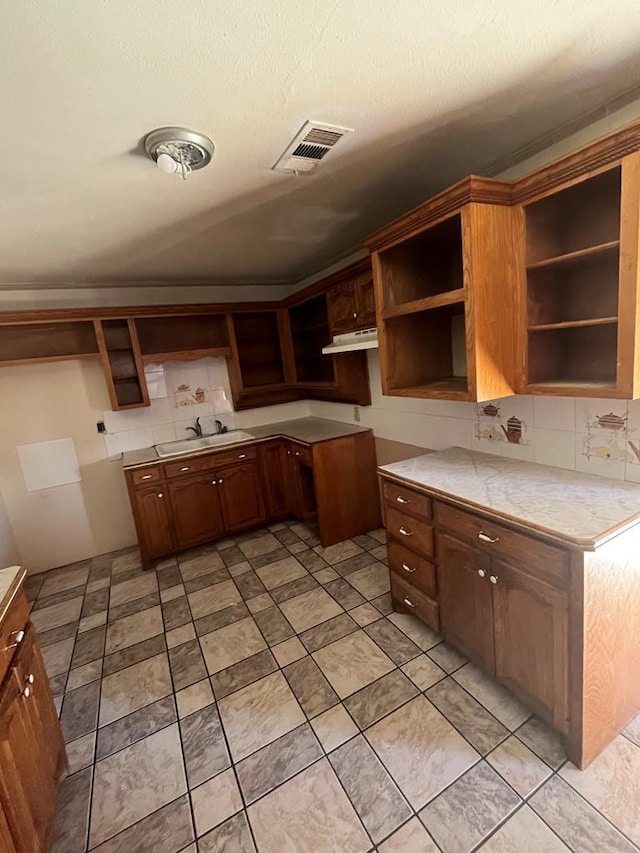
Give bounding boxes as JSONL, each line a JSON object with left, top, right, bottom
{"left": 155, "top": 430, "right": 255, "bottom": 458}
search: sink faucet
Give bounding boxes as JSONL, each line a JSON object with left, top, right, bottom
{"left": 215, "top": 419, "right": 228, "bottom": 434}
{"left": 185, "top": 417, "right": 203, "bottom": 438}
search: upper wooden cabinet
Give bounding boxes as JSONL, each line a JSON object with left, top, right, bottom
{"left": 327, "top": 264, "right": 376, "bottom": 334}
{"left": 516, "top": 154, "right": 640, "bottom": 398}
{"left": 95, "top": 318, "right": 150, "bottom": 410}
{"left": 365, "top": 178, "right": 520, "bottom": 401}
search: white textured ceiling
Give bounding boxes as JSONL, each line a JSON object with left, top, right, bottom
{"left": 3, "top": 1, "right": 640, "bottom": 287}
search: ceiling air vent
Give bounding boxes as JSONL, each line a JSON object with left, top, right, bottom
{"left": 273, "top": 121, "right": 353, "bottom": 174}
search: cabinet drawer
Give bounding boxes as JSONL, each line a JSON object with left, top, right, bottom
{"left": 388, "top": 540, "right": 437, "bottom": 598}
{"left": 130, "top": 466, "right": 161, "bottom": 486}
{"left": 435, "top": 502, "right": 568, "bottom": 588}
{"left": 288, "top": 443, "right": 311, "bottom": 465}
{"left": 382, "top": 479, "right": 432, "bottom": 520}
{"left": 164, "top": 455, "right": 218, "bottom": 478}
{"left": 390, "top": 571, "right": 440, "bottom": 633}
{"left": 386, "top": 505, "right": 434, "bottom": 558}
{"left": 0, "top": 587, "right": 29, "bottom": 685}
{"left": 213, "top": 445, "right": 258, "bottom": 469}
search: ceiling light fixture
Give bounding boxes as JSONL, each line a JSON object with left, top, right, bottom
{"left": 144, "top": 127, "right": 215, "bottom": 181}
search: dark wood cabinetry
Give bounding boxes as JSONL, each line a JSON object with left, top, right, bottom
{"left": 167, "top": 476, "right": 223, "bottom": 549}
{"left": 258, "top": 441, "right": 289, "bottom": 519}
{"left": 217, "top": 462, "right": 266, "bottom": 532}
{"left": 133, "top": 486, "right": 175, "bottom": 557}
{"left": 327, "top": 267, "right": 376, "bottom": 334}
{"left": 95, "top": 318, "right": 149, "bottom": 410}
{"left": 0, "top": 577, "right": 66, "bottom": 853}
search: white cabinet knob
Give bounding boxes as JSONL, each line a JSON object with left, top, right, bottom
{"left": 157, "top": 493, "right": 164, "bottom": 498}
{"left": 478, "top": 569, "right": 486, "bottom": 578}
{"left": 490, "top": 575, "right": 499, "bottom": 584}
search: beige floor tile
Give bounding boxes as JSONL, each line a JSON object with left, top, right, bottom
{"left": 453, "top": 663, "right": 531, "bottom": 730}
{"left": 187, "top": 579, "right": 242, "bottom": 620}
{"left": 99, "top": 653, "right": 173, "bottom": 726}
{"left": 31, "top": 597, "right": 83, "bottom": 632}
{"left": 42, "top": 637, "right": 75, "bottom": 677}
{"left": 401, "top": 655, "right": 446, "bottom": 691}
{"left": 311, "top": 704, "right": 358, "bottom": 753}
{"left": 378, "top": 817, "right": 440, "bottom": 852}
{"left": 86, "top": 577, "right": 110, "bottom": 593}
{"left": 313, "top": 541, "right": 365, "bottom": 565}
{"left": 228, "top": 560, "right": 253, "bottom": 578}
{"left": 487, "top": 735, "right": 551, "bottom": 797}
{"left": 559, "top": 735, "right": 640, "bottom": 846}
{"left": 109, "top": 573, "right": 157, "bottom": 607}
{"left": 179, "top": 551, "right": 225, "bottom": 580}
{"left": 66, "top": 659, "right": 103, "bottom": 692}
{"left": 313, "top": 630, "right": 395, "bottom": 698}
{"left": 200, "top": 616, "right": 267, "bottom": 674}
{"left": 105, "top": 606, "right": 164, "bottom": 655}
{"left": 89, "top": 724, "right": 187, "bottom": 847}
{"left": 248, "top": 759, "right": 370, "bottom": 853}
{"left": 192, "top": 768, "right": 243, "bottom": 836}
{"left": 160, "top": 584, "right": 185, "bottom": 603}
{"left": 111, "top": 552, "right": 141, "bottom": 575}
{"left": 78, "top": 611, "right": 107, "bottom": 633}
{"left": 175, "top": 678, "right": 215, "bottom": 719}
{"left": 256, "top": 556, "right": 306, "bottom": 590}
{"left": 66, "top": 732, "right": 96, "bottom": 775}
{"left": 366, "top": 695, "right": 479, "bottom": 809}
{"left": 313, "top": 567, "right": 339, "bottom": 584}
{"left": 247, "top": 592, "right": 274, "bottom": 613}
{"left": 239, "top": 533, "right": 281, "bottom": 559}
{"left": 479, "top": 804, "right": 570, "bottom": 851}
{"left": 279, "top": 587, "right": 343, "bottom": 633}
{"left": 40, "top": 565, "right": 89, "bottom": 596}
{"left": 350, "top": 603, "right": 382, "bottom": 627}
{"left": 166, "top": 622, "right": 196, "bottom": 649}
{"left": 218, "top": 672, "right": 305, "bottom": 761}
{"left": 272, "top": 637, "right": 307, "bottom": 667}
{"left": 347, "top": 563, "right": 390, "bottom": 600}
{"left": 387, "top": 612, "right": 441, "bottom": 650}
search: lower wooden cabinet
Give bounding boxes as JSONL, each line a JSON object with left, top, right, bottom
{"left": 217, "top": 462, "right": 266, "bottom": 532}
{"left": 258, "top": 441, "right": 288, "bottom": 519}
{"left": 167, "top": 476, "right": 224, "bottom": 549}
{"left": 0, "top": 584, "right": 66, "bottom": 853}
{"left": 132, "top": 486, "right": 175, "bottom": 559}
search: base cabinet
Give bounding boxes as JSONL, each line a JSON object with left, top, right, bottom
{"left": 133, "top": 487, "right": 174, "bottom": 559}
{"left": 168, "top": 476, "right": 224, "bottom": 549}
{"left": 259, "top": 441, "right": 288, "bottom": 519}
{"left": 217, "top": 462, "right": 266, "bottom": 532}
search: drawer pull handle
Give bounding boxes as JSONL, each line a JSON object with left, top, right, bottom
{"left": 238, "top": 453, "right": 247, "bottom": 459}
{"left": 180, "top": 466, "right": 190, "bottom": 472}
{"left": 478, "top": 569, "right": 486, "bottom": 578}
{"left": 141, "top": 474, "right": 153, "bottom": 480}
{"left": 401, "top": 562, "right": 416, "bottom": 573}
{"left": 398, "top": 527, "right": 413, "bottom": 537}
{"left": 395, "top": 496, "right": 410, "bottom": 504}
{"left": 3, "top": 629, "right": 24, "bottom": 651}
{"left": 489, "top": 575, "right": 499, "bottom": 585}
{"left": 157, "top": 493, "right": 164, "bottom": 498}
{"left": 295, "top": 452, "right": 303, "bottom": 457}
{"left": 478, "top": 531, "right": 499, "bottom": 544}
{"left": 403, "top": 597, "right": 416, "bottom": 609}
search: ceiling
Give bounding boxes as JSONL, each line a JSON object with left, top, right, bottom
{"left": 3, "top": 1, "right": 640, "bottom": 288}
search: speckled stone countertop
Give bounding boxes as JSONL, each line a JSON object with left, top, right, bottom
{"left": 122, "top": 417, "right": 370, "bottom": 468}
{"left": 0, "top": 566, "right": 25, "bottom": 623}
{"left": 380, "top": 446, "right": 640, "bottom": 549}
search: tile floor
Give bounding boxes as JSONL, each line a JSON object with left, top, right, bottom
{"left": 24, "top": 520, "right": 640, "bottom": 852}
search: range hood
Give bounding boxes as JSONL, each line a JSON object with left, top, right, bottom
{"left": 322, "top": 327, "right": 378, "bottom": 355}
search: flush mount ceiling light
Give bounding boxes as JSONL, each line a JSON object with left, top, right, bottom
{"left": 144, "top": 127, "right": 215, "bottom": 181}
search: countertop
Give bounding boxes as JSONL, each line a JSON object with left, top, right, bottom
{"left": 122, "top": 417, "right": 370, "bottom": 468}
{"left": 0, "top": 566, "right": 25, "bottom": 624}
{"left": 380, "top": 446, "right": 640, "bottom": 549}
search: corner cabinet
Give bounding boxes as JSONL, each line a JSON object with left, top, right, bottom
{"left": 326, "top": 263, "right": 376, "bottom": 334}
{"left": 365, "top": 178, "right": 520, "bottom": 402}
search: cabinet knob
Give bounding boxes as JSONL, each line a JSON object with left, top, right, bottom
{"left": 22, "top": 685, "right": 32, "bottom": 699}
{"left": 398, "top": 526, "right": 413, "bottom": 537}
{"left": 477, "top": 569, "right": 486, "bottom": 578}
{"left": 157, "top": 493, "right": 164, "bottom": 498}
{"left": 218, "top": 478, "right": 224, "bottom": 484}
{"left": 180, "top": 466, "right": 190, "bottom": 472}
{"left": 211, "top": 480, "right": 217, "bottom": 485}
{"left": 489, "top": 575, "right": 499, "bottom": 584}
{"left": 403, "top": 597, "right": 416, "bottom": 609}
{"left": 141, "top": 474, "right": 153, "bottom": 480}
{"left": 478, "top": 531, "right": 500, "bottom": 544}
{"left": 295, "top": 451, "right": 303, "bottom": 457}
{"left": 3, "top": 629, "right": 24, "bottom": 651}
{"left": 353, "top": 312, "right": 357, "bottom": 319}
{"left": 26, "top": 673, "right": 34, "bottom": 685}
{"left": 401, "top": 562, "right": 416, "bottom": 573}
{"left": 395, "top": 496, "right": 410, "bottom": 504}
{"left": 238, "top": 454, "right": 247, "bottom": 459}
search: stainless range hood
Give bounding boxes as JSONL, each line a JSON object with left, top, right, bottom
{"left": 322, "top": 328, "right": 378, "bottom": 355}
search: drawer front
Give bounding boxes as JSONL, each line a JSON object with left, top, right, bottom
{"left": 435, "top": 501, "right": 568, "bottom": 588}
{"left": 388, "top": 540, "right": 437, "bottom": 599}
{"left": 212, "top": 445, "right": 258, "bottom": 469}
{"left": 131, "top": 466, "right": 161, "bottom": 486}
{"left": 288, "top": 442, "right": 311, "bottom": 465}
{"left": 0, "top": 588, "right": 30, "bottom": 685}
{"left": 390, "top": 571, "right": 440, "bottom": 633}
{"left": 164, "top": 455, "right": 218, "bottom": 479}
{"left": 382, "top": 479, "right": 432, "bottom": 520}
{"left": 385, "top": 505, "right": 434, "bottom": 558}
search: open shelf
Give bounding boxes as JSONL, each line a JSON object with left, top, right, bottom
{"left": 525, "top": 167, "right": 621, "bottom": 265}
{"left": 526, "top": 240, "right": 620, "bottom": 271}
{"left": 232, "top": 312, "right": 286, "bottom": 388}
{"left": 290, "top": 295, "right": 335, "bottom": 385}
{"left": 527, "top": 323, "right": 617, "bottom": 387}
{"left": 528, "top": 317, "right": 618, "bottom": 332}
{"left": 141, "top": 347, "right": 230, "bottom": 365}
{"left": 382, "top": 288, "right": 466, "bottom": 319}
{"left": 377, "top": 213, "right": 463, "bottom": 310}
{"left": 383, "top": 303, "right": 468, "bottom": 396}
{"left": 0, "top": 321, "right": 99, "bottom": 363}
{"left": 98, "top": 319, "right": 147, "bottom": 408}
{"left": 135, "top": 315, "right": 229, "bottom": 355}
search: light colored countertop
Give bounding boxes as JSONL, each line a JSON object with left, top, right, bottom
{"left": 380, "top": 446, "right": 640, "bottom": 549}
{"left": 0, "top": 566, "right": 25, "bottom": 624}
{"left": 122, "top": 417, "right": 369, "bottom": 468}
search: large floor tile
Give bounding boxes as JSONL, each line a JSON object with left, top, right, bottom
{"left": 279, "top": 586, "right": 343, "bottom": 633}
{"left": 218, "top": 671, "right": 305, "bottom": 761}
{"left": 31, "top": 596, "right": 83, "bottom": 632}
{"left": 452, "top": 662, "right": 531, "bottom": 730}
{"left": 387, "top": 611, "right": 441, "bottom": 650}
{"left": 90, "top": 795, "right": 194, "bottom": 853}
{"left": 51, "top": 766, "right": 92, "bottom": 853}
{"left": 313, "top": 540, "right": 364, "bottom": 565}
{"left": 248, "top": 759, "right": 370, "bottom": 853}
{"left": 239, "top": 532, "right": 282, "bottom": 559}
{"left": 283, "top": 655, "right": 339, "bottom": 717}
{"left": 313, "top": 630, "right": 395, "bottom": 698}
{"left": 487, "top": 735, "right": 551, "bottom": 797}
{"left": 514, "top": 715, "right": 566, "bottom": 769}
{"left": 89, "top": 724, "right": 187, "bottom": 848}
{"left": 211, "top": 649, "right": 278, "bottom": 700}
{"left": 199, "top": 812, "right": 256, "bottom": 853}
{"left": 344, "top": 669, "right": 418, "bottom": 730}
{"left": 105, "top": 606, "right": 164, "bottom": 655}
{"left": 200, "top": 616, "right": 267, "bottom": 674}
{"left": 299, "top": 612, "right": 358, "bottom": 652}
{"left": 187, "top": 579, "right": 242, "bottom": 620}
{"left": 378, "top": 818, "right": 440, "bottom": 852}
{"left": 180, "top": 704, "right": 230, "bottom": 788}
{"left": 346, "top": 562, "right": 390, "bottom": 600}
{"left": 42, "top": 636, "right": 75, "bottom": 677}
{"left": 255, "top": 555, "right": 307, "bottom": 590}
{"left": 427, "top": 678, "right": 509, "bottom": 756}
{"left": 99, "top": 652, "right": 173, "bottom": 726}
{"left": 191, "top": 768, "right": 243, "bottom": 837}
{"left": 478, "top": 804, "right": 570, "bottom": 852}
{"left": 366, "top": 695, "right": 479, "bottom": 810}
{"left": 109, "top": 572, "right": 157, "bottom": 608}
{"left": 96, "top": 695, "right": 177, "bottom": 760}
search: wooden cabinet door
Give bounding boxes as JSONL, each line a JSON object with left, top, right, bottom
{"left": 0, "top": 625, "right": 62, "bottom": 853}
{"left": 259, "top": 441, "right": 288, "bottom": 519}
{"left": 438, "top": 533, "right": 495, "bottom": 672}
{"left": 218, "top": 461, "right": 266, "bottom": 533}
{"left": 328, "top": 281, "right": 358, "bottom": 334}
{"left": 492, "top": 559, "right": 569, "bottom": 731}
{"left": 355, "top": 272, "right": 376, "bottom": 328}
{"left": 134, "top": 486, "right": 175, "bottom": 558}
{"left": 167, "top": 476, "right": 224, "bottom": 548}
{"left": 284, "top": 443, "right": 302, "bottom": 518}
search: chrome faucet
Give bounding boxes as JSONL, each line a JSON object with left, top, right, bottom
{"left": 185, "top": 417, "right": 203, "bottom": 438}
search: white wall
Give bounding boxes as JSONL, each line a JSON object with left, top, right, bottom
{"left": 0, "top": 486, "right": 19, "bottom": 568}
